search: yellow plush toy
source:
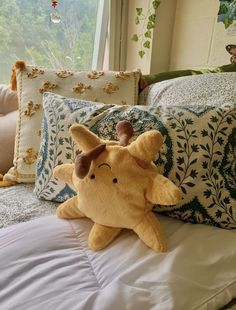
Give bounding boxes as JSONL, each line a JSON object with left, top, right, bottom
{"left": 54, "top": 121, "right": 182, "bottom": 252}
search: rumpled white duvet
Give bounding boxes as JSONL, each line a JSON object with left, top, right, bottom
{"left": 0, "top": 214, "right": 236, "bottom": 310}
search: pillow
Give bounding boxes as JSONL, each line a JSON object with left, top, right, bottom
{"left": 138, "top": 72, "right": 236, "bottom": 106}
{"left": 3, "top": 61, "right": 141, "bottom": 183}
{"left": 0, "top": 111, "right": 18, "bottom": 175}
{"left": 139, "top": 62, "right": 236, "bottom": 90}
{"left": 34, "top": 91, "right": 236, "bottom": 229}
{"left": 0, "top": 84, "right": 18, "bottom": 115}
{"left": 0, "top": 84, "right": 18, "bottom": 175}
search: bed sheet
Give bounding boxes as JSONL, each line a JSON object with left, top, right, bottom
{"left": 0, "top": 212, "right": 236, "bottom": 310}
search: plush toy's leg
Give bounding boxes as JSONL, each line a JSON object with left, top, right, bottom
{"left": 56, "top": 195, "right": 85, "bottom": 219}
{"left": 133, "top": 212, "right": 167, "bottom": 252}
{"left": 88, "top": 223, "right": 121, "bottom": 251}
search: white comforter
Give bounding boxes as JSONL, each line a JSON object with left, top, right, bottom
{"left": 0, "top": 215, "right": 236, "bottom": 310}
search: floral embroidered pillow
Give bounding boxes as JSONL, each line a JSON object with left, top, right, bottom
{"left": 4, "top": 61, "right": 140, "bottom": 183}
{"left": 34, "top": 92, "right": 236, "bottom": 229}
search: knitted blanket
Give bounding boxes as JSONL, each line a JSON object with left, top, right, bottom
{"left": 0, "top": 184, "right": 57, "bottom": 228}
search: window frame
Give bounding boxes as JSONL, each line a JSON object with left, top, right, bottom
{"left": 92, "top": 0, "right": 109, "bottom": 70}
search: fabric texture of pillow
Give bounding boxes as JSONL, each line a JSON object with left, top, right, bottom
{"left": 0, "top": 111, "right": 18, "bottom": 175}
{"left": 139, "top": 72, "right": 236, "bottom": 106}
{"left": 140, "top": 62, "right": 236, "bottom": 90}
{"left": 3, "top": 62, "right": 140, "bottom": 183}
{"left": 0, "top": 85, "right": 18, "bottom": 175}
{"left": 0, "top": 84, "right": 18, "bottom": 115}
{"left": 34, "top": 90, "right": 236, "bottom": 229}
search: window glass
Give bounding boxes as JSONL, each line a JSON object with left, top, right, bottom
{"left": 0, "top": 0, "right": 101, "bottom": 84}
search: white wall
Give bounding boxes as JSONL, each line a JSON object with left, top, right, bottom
{"left": 125, "top": 0, "right": 234, "bottom": 73}
{"left": 126, "top": 0, "right": 153, "bottom": 74}
{"left": 150, "top": 0, "right": 177, "bottom": 73}
{"left": 170, "top": 0, "right": 233, "bottom": 70}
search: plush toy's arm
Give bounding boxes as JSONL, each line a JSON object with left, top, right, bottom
{"left": 53, "top": 164, "right": 74, "bottom": 185}
{"left": 146, "top": 174, "right": 182, "bottom": 205}
{"left": 54, "top": 164, "right": 85, "bottom": 219}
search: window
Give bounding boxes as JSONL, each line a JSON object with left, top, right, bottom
{"left": 0, "top": 0, "right": 109, "bottom": 84}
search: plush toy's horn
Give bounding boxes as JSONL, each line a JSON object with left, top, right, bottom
{"left": 128, "top": 130, "right": 163, "bottom": 163}
{"left": 70, "top": 124, "right": 103, "bottom": 152}
{"left": 116, "top": 120, "right": 134, "bottom": 146}
{"left": 75, "top": 144, "right": 106, "bottom": 179}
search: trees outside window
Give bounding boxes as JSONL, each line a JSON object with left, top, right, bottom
{"left": 0, "top": 0, "right": 105, "bottom": 84}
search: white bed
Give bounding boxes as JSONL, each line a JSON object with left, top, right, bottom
{"left": 0, "top": 187, "right": 236, "bottom": 310}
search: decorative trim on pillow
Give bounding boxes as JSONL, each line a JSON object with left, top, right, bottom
{"left": 0, "top": 173, "right": 15, "bottom": 187}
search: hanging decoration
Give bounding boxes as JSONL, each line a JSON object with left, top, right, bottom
{"left": 50, "top": 0, "right": 61, "bottom": 24}
{"left": 51, "top": 1, "right": 58, "bottom": 8}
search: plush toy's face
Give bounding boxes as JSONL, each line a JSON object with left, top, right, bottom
{"left": 72, "top": 146, "right": 157, "bottom": 228}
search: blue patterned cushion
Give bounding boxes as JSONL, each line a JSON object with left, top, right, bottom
{"left": 34, "top": 92, "right": 236, "bottom": 229}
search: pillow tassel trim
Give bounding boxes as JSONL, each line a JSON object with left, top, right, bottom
{"left": 10, "top": 60, "right": 26, "bottom": 91}
{"left": 0, "top": 173, "right": 16, "bottom": 187}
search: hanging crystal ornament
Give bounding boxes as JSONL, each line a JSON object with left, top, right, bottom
{"left": 50, "top": 0, "right": 61, "bottom": 24}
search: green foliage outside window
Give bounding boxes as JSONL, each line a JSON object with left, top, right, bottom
{"left": 0, "top": 0, "right": 98, "bottom": 84}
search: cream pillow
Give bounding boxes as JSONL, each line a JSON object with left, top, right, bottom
{"left": 0, "top": 84, "right": 18, "bottom": 115}
{"left": 4, "top": 61, "right": 140, "bottom": 183}
{"left": 0, "top": 111, "right": 18, "bottom": 174}
{"left": 0, "top": 85, "right": 18, "bottom": 175}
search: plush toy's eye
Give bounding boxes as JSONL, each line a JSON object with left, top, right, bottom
{"left": 90, "top": 174, "right": 95, "bottom": 179}
{"left": 112, "top": 178, "right": 118, "bottom": 184}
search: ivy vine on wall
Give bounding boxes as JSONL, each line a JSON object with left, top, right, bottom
{"left": 132, "top": 0, "right": 160, "bottom": 58}
{"left": 217, "top": 0, "right": 236, "bottom": 28}
{"left": 132, "top": 0, "right": 236, "bottom": 59}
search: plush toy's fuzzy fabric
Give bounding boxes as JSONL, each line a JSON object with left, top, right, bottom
{"left": 54, "top": 122, "right": 182, "bottom": 252}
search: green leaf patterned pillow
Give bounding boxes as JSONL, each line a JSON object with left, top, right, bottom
{"left": 140, "top": 62, "right": 236, "bottom": 90}
{"left": 34, "top": 92, "right": 236, "bottom": 229}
